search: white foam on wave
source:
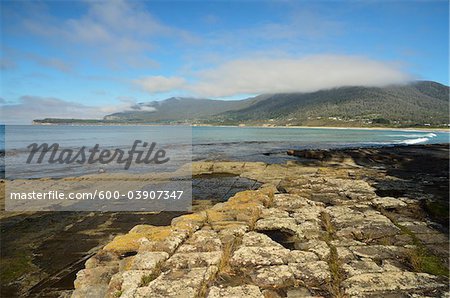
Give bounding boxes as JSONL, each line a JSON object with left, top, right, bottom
{"left": 402, "top": 137, "right": 429, "bottom": 145}
{"left": 388, "top": 133, "right": 437, "bottom": 138}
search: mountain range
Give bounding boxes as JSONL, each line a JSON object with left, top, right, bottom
{"left": 35, "top": 81, "right": 450, "bottom": 127}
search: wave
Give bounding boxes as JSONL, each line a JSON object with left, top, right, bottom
{"left": 401, "top": 137, "right": 429, "bottom": 145}
{"left": 388, "top": 133, "right": 437, "bottom": 138}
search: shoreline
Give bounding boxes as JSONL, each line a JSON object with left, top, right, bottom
{"left": 26, "top": 122, "right": 450, "bottom": 133}
{"left": 194, "top": 124, "right": 450, "bottom": 133}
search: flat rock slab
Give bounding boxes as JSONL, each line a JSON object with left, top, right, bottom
{"left": 230, "top": 246, "right": 291, "bottom": 267}
{"left": 207, "top": 285, "right": 263, "bottom": 298}
{"left": 343, "top": 272, "right": 447, "bottom": 297}
{"left": 135, "top": 266, "right": 218, "bottom": 298}
{"left": 250, "top": 265, "right": 294, "bottom": 288}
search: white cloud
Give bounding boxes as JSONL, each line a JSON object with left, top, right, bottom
{"left": 134, "top": 76, "right": 187, "bottom": 93}
{"left": 0, "top": 96, "right": 140, "bottom": 124}
{"left": 137, "top": 106, "right": 157, "bottom": 112}
{"left": 28, "top": 53, "right": 72, "bottom": 73}
{"left": 136, "top": 55, "right": 412, "bottom": 97}
{"left": 2, "top": 46, "right": 73, "bottom": 73}
{"left": 18, "top": 0, "right": 195, "bottom": 70}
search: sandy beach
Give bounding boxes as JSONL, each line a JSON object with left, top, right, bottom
{"left": 192, "top": 123, "right": 450, "bottom": 133}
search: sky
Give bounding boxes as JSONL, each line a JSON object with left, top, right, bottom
{"left": 0, "top": 0, "right": 449, "bottom": 123}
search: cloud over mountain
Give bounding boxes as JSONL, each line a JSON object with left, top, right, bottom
{"left": 135, "top": 55, "right": 412, "bottom": 97}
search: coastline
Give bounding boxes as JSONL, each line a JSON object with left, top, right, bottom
{"left": 193, "top": 124, "right": 450, "bottom": 133}
{"left": 28, "top": 122, "right": 450, "bottom": 132}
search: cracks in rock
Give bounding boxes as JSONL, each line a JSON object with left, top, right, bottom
{"left": 247, "top": 208, "right": 262, "bottom": 231}
{"left": 209, "top": 235, "right": 245, "bottom": 295}
{"left": 218, "top": 235, "right": 243, "bottom": 275}
{"left": 119, "top": 251, "right": 137, "bottom": 259}
{"left": 320, "top": 211, "right": 346, "bottom": 298}
{"left": 320, "top": 212, "right": 336, "bottom": 242}
{"left": 139, "top": 262, "right": 163, "bottom": 287}
{"left": 378, "top": 207, "right": 449, "bottom": 278}
{"left": 327, "top": 246, "right": 346, "bottom": 298}
{"left": 258, "top": 229, "right": 297, "bottom": 250}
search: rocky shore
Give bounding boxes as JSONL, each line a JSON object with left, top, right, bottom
{"left": 70, "top": 144, "right": 449, "bottom": 298}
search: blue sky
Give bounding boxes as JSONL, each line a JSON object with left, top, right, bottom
{"left": 0, "top": 0, "right": 448, "bottom": 123}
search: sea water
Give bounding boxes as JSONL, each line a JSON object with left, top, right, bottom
{"left": 1, "top": 125, "right": 449, "bottom": 178}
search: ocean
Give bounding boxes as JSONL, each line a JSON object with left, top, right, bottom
{"left": 1, "top": 125, "right": 449, "bottom": 178}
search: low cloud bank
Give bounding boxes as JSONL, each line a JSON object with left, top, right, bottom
{"left": 0, "top": 96, "right": 138, "bottom": 124}
{"left": 135, "top": 55, "right": 412, "bottom": 97}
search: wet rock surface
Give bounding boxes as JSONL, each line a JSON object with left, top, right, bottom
{"left": 71, "top": 144, "right": 449, "bottom": 297}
